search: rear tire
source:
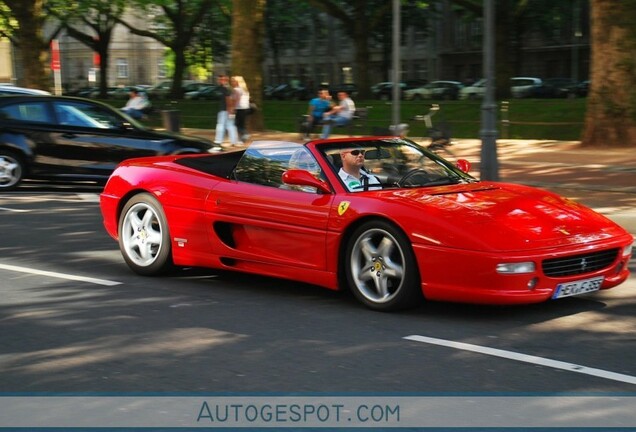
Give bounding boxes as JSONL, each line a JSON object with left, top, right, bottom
{"left": 344, "top": 220, "right": 422, "bottom": 311}
{"left": 0, "top": 149, "right": 25, "bottom": 191}
{"left": 118, "top": 193, "right": 173, "bottom": 275}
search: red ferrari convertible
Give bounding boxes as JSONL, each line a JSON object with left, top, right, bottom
{"left": 100, "top": 137, "right": 633, "bottom": 311}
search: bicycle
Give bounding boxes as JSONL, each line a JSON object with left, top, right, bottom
{"left": 410, "top": 104, "right": 457, "bottom": 162}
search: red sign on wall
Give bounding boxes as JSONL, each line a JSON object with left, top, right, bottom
{"left": 51, "top": 40, "right": 61, "bottom": 71}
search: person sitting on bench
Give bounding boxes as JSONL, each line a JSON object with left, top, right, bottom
{"left": 321, "top": 91, "right": 355, "bottom": 139}
{"left": 302, "top": 88, "right": 332, "bottom": 138}
{"left": 121, "top": 88, "right": 150, "bottom": 120}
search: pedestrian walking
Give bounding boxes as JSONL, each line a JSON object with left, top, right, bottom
{"left": 231, "top": 76, "right": 251, "bottom": 143}
{"left": 214, "top": 74, "right": 238, "bottom": 149}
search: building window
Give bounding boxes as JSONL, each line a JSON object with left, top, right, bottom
{"left": 116, "top": 59, "right": 129, "bottom": 79}
{"left": 470, "top": 21, "right": 483, "bottom": 49}
{"left": 341, "top": 67, "right": 352, "bottom": 84}
{"left": 75, "top": 60, "right": 85, "bottom": 79}
{"left": 455, "top": 22, "right": 468, "bottom": 48}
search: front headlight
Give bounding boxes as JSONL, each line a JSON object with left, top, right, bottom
{"left": 623, "top": 243, "right": 633, "bottom": 257}
{"left": 496, "top": 262, "right": 536, "bottom": 274}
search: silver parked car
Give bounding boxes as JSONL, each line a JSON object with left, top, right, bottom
{"left": 510, "top": 77, "right": 544, "bottom": 98}
{"left": 0, "top": 85, "right": 51, "bottom": 96}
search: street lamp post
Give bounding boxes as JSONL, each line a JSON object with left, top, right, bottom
{"left": 480, "top": 0, "right": 499, "bottom": 181}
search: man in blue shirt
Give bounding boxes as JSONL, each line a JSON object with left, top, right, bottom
{"left": 303, "top": 88, "right": 332, "bottom": 138}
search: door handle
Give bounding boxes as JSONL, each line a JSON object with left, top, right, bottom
{"left": 62, "top": 133, "right": 77, "bottom": 139}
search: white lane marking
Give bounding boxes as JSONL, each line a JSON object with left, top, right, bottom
{"left": 404, "top": 334, "right": 636, "bottom": 386}
{"left": 0, "top": 263, "right": 121, "bottom": 286}
{"left": 0, "top": 206, "right": 30, "bottom": 213}
{"left": 77, "top": 193, "right": 100, "bottom": 202}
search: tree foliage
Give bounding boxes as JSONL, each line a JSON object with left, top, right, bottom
{"left": 264, "top": 0, "right": 313, "bottom": 83}
{"left": 117, "top": 0, "right": 222, "bottom": 98}
{"left": 0, "top": 0, "right": 57, "bottom": 89}
{"left": 306, "top": 0, "right": 392, "bottom": 99}
{"left": 188, "top": 6, "right": 231, "bottom": 78}
{"left": 46, "top": 0, "right": 127, "bottom": 97}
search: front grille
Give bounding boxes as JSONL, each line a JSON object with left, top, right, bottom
{"left": 542, "top": 248, "right": 619, "bottom": 277}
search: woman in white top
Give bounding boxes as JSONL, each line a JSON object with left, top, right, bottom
{"left": 231, "top": 76, "right": 251, "bottom": 143}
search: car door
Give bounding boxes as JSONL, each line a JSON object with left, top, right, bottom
{"left": 210, "top": 182, "right": 334, "bottom": 270}
{"left": 0, "top": 99, "right": 64, "bottom": 176}
{"left": 45, "top": 99, "right": 159, "bottom": 178}
{"left": 206, "top": 145, "right": 335, "bottom": 271}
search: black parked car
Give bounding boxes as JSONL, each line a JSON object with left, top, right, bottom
{"left": 0, "top": 95, "right": 215, "bottom": 190}
{"left": 267, "top": 83, "right": 310, "bottom": 100}
{"left": 543, "top": 78, "right": 579, "bottom": 98}
{"left": 372, "top": 82, "right": 407, "bottom": 100}
{"left": 572, "top": 80, "right": 589, "bottom": 97}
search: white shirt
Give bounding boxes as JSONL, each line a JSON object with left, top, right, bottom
{"left": 338, "top": 168, "right": 381, "bottom": 191}
{"left": 337, "top": 97, "right": 355, "bottom": 120}
{"left": 124, "top": 95, "right": 148, "bottom": 110}
{"left": 234, "top": 87, "right": 250, "bottom": 110}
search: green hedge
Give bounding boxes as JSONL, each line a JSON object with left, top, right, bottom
{"left": 110, "top": 98, "right": 588, "bottom": 141}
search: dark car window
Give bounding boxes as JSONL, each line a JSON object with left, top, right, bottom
{"left": 53, "top": 101, "right": 123, "bottom": 129}
{"left": 233, "top": 141, "right": 322, "bottom": 192}
{"left": 0, "top": 101, "right": 53, "bottom": 123}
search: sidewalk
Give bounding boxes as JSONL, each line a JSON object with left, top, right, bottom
{"left": 182, "top": 128, "right": 636, "bottom": 236}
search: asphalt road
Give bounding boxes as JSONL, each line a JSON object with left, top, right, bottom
{"left": 1, "top": 184, "right": 635, "bottom": 398}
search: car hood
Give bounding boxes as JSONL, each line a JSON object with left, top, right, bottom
{"left": 378, "top": 182, "right": 628, "bottom": 252}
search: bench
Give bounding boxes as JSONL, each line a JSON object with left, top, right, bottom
{"left": 299, "top": 107, "right": 370, "bottom": 139}
{"left": 346, "top": 107, "right": 369, "bottom": 136}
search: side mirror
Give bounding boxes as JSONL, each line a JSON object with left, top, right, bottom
{"left": 282, "top": 169, "right": 331, "bottom": 194}
{"left": 455, "top": 159, "right": 471, "bottom": 173}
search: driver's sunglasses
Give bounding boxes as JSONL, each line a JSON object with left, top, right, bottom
{"left": 349, "top": 149, "right": 365, "bottom": 156}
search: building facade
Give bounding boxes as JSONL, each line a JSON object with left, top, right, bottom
{"left": 0, "top": 39, "right": 14, "bottom": 84}
{"left": 54, "top": 13, "right": 167, "bottom": 93}
{"left": 262, "top": 1, "right": 590, "bottom": 89}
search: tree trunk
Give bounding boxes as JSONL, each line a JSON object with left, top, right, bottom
{"left": 19, "top": 26, "right": 49, "bottom": 90}
{"left": 353, "top": 34, "right": 371, "bottom": 99}
{"left": 98, "top": 46, "right": 110, "bottom": 97}
{"left": 582, "top": 0, "right": 636, "bottom": 147}
{"left": 7, "top": 0, "right": 49, "bottom": 89}
{"left": 231, "top": 0, "right": 266, "bottom": 131}
{"left": 171, "top": 40, "right": 188, "bottom": 99}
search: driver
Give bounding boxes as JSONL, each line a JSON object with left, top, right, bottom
{"left": 338, "top": 146, "right": 381, "bottom": 192}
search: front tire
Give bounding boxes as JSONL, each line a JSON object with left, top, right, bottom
{"left": 344, "top": 220, "right": 421, "bottom": 311}
{"left": 0, "top": 149, "right": 25, "bottom": 191}
{"left": 118, "top": 193, "right": 173, "bottom": 275}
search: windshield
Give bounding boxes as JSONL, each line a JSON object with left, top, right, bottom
{"left": 318, "top": 138, "right": 476, "bottom": 191}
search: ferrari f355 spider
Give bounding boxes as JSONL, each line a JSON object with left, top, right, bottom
{"left": 100, "top": 137, "right": 633, "bottom": 311}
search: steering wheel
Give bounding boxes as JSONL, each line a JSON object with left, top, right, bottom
{"left": 395, "top": 168, "right": 432, "bottom": 187}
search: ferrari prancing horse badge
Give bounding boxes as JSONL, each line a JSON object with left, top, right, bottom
{"left": 338, "top": 201, "right": 350, "bottom": 216}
